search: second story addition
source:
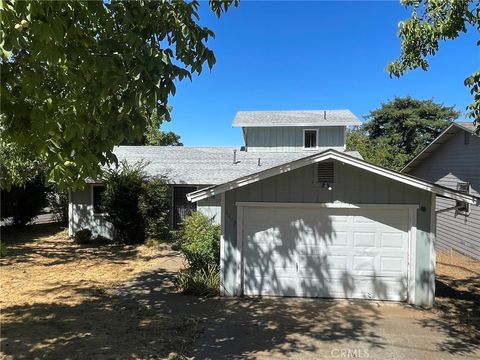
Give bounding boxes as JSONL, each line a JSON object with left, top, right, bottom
{"left": 233, "top": 110, "right": 362, "bottom": 153}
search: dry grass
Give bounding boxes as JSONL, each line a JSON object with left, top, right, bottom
{"left": 429, "top": 249, "right": 480, "bottom": 353}
{"left": 1, "top": 225, "right": 182, "bottom": 308}
{"left": 0, "top": 224, "right": 198, "bottom": 360}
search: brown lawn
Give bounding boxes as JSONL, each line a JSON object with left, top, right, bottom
{"left": 0, "top": 224, "right": 194, "bottom": 360}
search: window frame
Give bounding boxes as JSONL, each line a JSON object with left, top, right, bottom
{"left": 455, "top": 182, "right": 470, "bottom": 216}
{"left": 91, "top": 183, "right": 106, "bottom": 216}
{"left": 303, "top": 129, "right": 318, "bottom": 150}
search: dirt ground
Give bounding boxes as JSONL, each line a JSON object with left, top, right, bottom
{"left": 0, "top": 224, "right": 192, "bottom": 359}
{"left": 1, "top": 226, "right": 479, "bottom": 359}
{"left": 433, "top": 250, "right": 480, "bottom": 353}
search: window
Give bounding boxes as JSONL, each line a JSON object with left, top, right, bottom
{"left": 92, "top": 185, "right": 105, "bottom": 214}
{"left": 456, "top": 182, "right": 470, "bottom": 215}
{"left": 304, "top": 129, "right": 317, "bottom": 149}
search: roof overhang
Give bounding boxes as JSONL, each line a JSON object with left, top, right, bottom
{"left": 187, "top": 149, "right": 480, "bottom": 205}
{"left": 402, "top": 123, "right": 476, "bottom": 173}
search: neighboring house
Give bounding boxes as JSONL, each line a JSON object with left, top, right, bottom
{"left": 402, "top": 122, "right": 480, "bottom": 260}
{"left": 69, "top": 110, "right": 479, "bottom": 307}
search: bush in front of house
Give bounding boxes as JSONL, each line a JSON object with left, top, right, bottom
{"left": 176, "top": 265, "right": 220, "bottom": 297}
{"left": 102, "top": 161, "right": 147, "bottom": 244}
{"left": 102, "top": 161, "right": 171, "bottom": 244}
{"left": 139, "top": 177, "right": 171, "bottom": 242}
{"left": 74, "top": 229, "right": 92, "bottom": 244}
{"left": 0, "top": 176, "right": 48, "bottom": 227}
{"left": 175, "top": 212, "right": 221, "bottom": 296}
{"left": 0, "top": 241, "right": 7, "bottom": 257}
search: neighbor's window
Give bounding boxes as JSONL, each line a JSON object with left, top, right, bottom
{"left": 456, "top": 182, "right": 470, "bottom": 215}
{"left": 92, "top": 185, "right": 105, "bottom": 214}
{"left": 304, "top": 130, "right": 317, "bottom": 149}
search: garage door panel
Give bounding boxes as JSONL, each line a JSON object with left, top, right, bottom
{"left": 242, "top": 206, "right": 410, "bottom": 301}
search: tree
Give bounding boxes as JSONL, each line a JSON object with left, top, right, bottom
{"left": 388, "top": 0, "right": 479, "bottom": 127}
{"left": 347, "top": 97, "right": 459, "bottom": 170}
{"left": 123, "top": 109, "right": 183, "bottom": 146}
{"left": 0, "top": 1, "right": 236, "bottom": 190}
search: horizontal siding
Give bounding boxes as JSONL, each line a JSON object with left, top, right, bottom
{"left": 410, "top": 131, "right": 480, "bottom": 259}
{"left": 246, "top": 126, "right": 345, "bottom": 152}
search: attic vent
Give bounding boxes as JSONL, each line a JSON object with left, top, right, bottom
{"left": 316, "top": 162, "right": 334, "bottom": 184}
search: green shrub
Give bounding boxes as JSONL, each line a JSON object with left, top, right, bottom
{"left": 46, "top": 185, "right": 68, "bottom": 223}
{"left": 0, "top": 176, "right": 48, "bottom": 226}
{"left": 139, "top": 178, "right": 171, "bottom": 241}
{"left": 74, "top": 229, "right": 92, "bottom": 244}
{"left": 0, "top": 241, "right": 7, "bottom": 257}
{"left": 179, "top": 212, "right": 220, "bottom": 272}
{"left": 103, "top": 161, "right": 147, "bottom": 244}
{"left": 175, "top": 265, "right": 220, "bottom": 297}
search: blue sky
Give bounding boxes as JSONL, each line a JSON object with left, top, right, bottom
{"left": 163, "top": 1, "right": 479, "bottom": 147}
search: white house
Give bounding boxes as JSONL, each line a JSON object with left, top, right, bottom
{"left": 68, "top": 110, "right": 479, "bottom": 307}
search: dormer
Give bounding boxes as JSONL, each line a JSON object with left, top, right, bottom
{"left": 233, "top": 110, "right": 361, "bottom": 153}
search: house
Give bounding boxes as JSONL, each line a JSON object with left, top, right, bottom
{"left": 402, "top": 122, "right": 480, "bottom": 259}
{"left": 68, "top": 110, "right": 479, "bottom": 307}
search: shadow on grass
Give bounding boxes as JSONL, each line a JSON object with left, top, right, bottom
{"left": 0, "top": 269, "right": 209, "bottom": 359}
{"left": 416, "top": 274, "right": 480, "bottom": 355}
{"left": 0, "top": 224, "right": 150, "bottom": 267}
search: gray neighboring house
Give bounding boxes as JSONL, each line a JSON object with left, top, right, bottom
{"left": 69, "top": 110, "right": 479, "bottom": 307}
{"left": 402, "top": 122, "right": 480, "bottom": 259}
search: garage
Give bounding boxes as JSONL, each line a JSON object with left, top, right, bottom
{"left": 241, "top": 204, "right": 413, "bottom": 301}
{"left": 187, "top": 150, "right": 478, "bottom": 307}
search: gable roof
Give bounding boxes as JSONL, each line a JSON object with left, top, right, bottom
{"left": 187, "top": 149, "right": 480, "bottom": 205}
{"left": 110, "top": 146, "right": 362, "bottom": 185}
{"left": 232, "top": 110, "right": 362, "bottom": 127}
{"left": 402, "top": 122, "right": 477, "bottom": 174}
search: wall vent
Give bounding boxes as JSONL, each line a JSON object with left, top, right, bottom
{"left": 316, "top": 162, "right": 334, "bottom": 184}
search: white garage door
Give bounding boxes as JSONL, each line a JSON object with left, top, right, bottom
{"left": 242, "top": 206, "right": 410, "bottom": 301}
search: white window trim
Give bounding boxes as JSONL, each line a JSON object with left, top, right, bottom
{"left": 91, "top": 184, "right": 107, "bottom": 217}
{"left": 303, "top": 129, "right": 318, "bottom": 150}
{"left": 456, "top": 182, "right": 471, "bottom": 216}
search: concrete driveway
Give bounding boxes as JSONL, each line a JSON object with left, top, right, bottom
{"left": 118, "top": 261, "right": 479, "bottom": 360}
{"left": 192, "top": 297, "right": 479, "bottom": 360}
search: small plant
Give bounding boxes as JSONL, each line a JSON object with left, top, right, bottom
{"left": 175, "top": 265, "right": 220, "bottom": 297}
{"left": 178, "top": 212, "right": 220, "bottom": 271}
{"left": 175, "top": 212, "right": 220, "bottom": 295}
{"left": 74, "top": 229, "right": 92, "bottom": 244}
{"left": 0, "top": 241, "right": 7, "bottom": 257}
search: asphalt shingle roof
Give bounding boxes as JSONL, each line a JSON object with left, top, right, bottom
{"left": 111, "top": 146, "right": 362, "bottom": 185}
{"left": 232, "top": 110, "right": 362, "bottom": 127}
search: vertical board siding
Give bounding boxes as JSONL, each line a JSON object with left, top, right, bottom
{"left": 245, "top": 126, "right": 345, "bottom": 152}
{"left": 409, "top": 130, "right": 480, "bottom": 259}
{"left": 221, "top": 160, "right": 433, "bottom": 305}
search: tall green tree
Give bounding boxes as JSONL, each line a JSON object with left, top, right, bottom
{"left": 123, "top": 109, "right": 183, "bottom": 146}
{"left": 388, "top": 0, "right": 479, "bottom": 127}
{"left": 347, "top": 97, "right": 459, "bottom": 170}
{"left": 0, "top": 1, "right": 236, "bottom": 190}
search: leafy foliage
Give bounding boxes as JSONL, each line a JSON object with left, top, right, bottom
{"left": 388, "top": 0, "right": 479, "bottom": 127}
{"left": 139, "top": 177, "right": 171, "bottom": 241}
{"left": 123, "top": 109, "right": 183, "bottom": 146}
{"left": 347, "top": 97, "right": 459, "bottom": 170}
{"left": 0, "top": 0, "right": 236, "bottom": 189}
{"left": 177, "top": 212, "right": 221, "bottom": 272}
{"left": 0, "top": 241, "right": 6, "bottom": 257}
{"left": 175, "top": 265, "right": 220, "bottom": 297}
{"left": 102, "top": 161, "right": 147, "bottom": 244}
{"left": 74, "top": 229, "right": 92, "bottom": 244}
{"left": 46, "top": 185, "right": 68, "bottom": 223}
{"left": 0, "top": 176, "right": 48, "bottom": 226}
